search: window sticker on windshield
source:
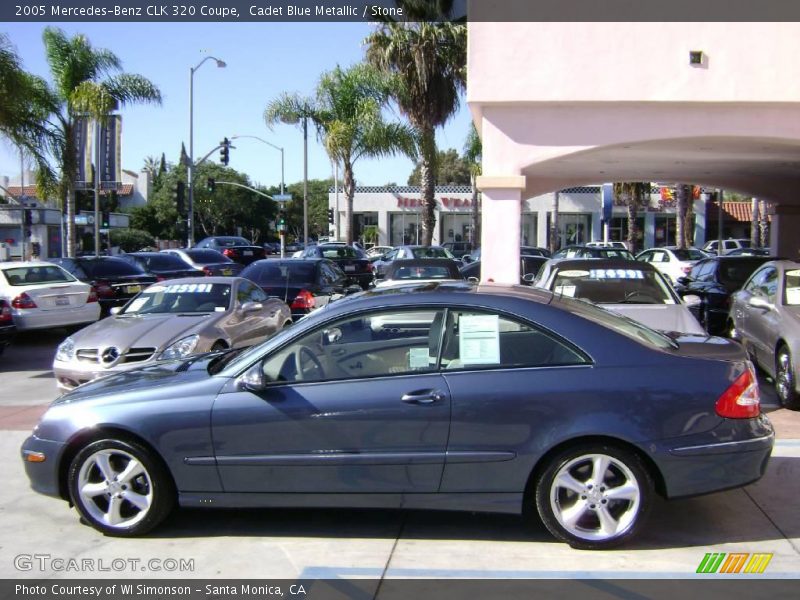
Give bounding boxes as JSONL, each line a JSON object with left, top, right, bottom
{"left": 786, "top": 287, "right": 800, "bottom": 305}
{"left": 165, "top": 283, "right": 212, "bottom": 294}
{"left": 409, "top": 347, "right": 429, "bottom": 369}
{"left": 214, "top": 306, "right": 226, "bottom": 312}
{"left": 589, "top": 269, "right": 644, "bottom": 280}
{"left": 555, "top": 285, "right": 577, "bottom": 297}
{"left": 459, "top": 314, "right": 500, "bottom": 365}
{"left": 127, "top": 298, "right": 148, "bottom": 313}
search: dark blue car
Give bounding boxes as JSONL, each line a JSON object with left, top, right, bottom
{"left": 21, "top": 283, "right": 773, "bottom": 549}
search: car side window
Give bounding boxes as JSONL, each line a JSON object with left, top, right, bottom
{"left": 744, "top": 268, "right": 767, "bottom": 293}
{"left": 319, "top": 263, "right": 338, "bottom": 285}
{"left": 638, "top": 251, "right": 653, "bottom": 263}
{"left": 260, "top": 309, "right": 446, "bottom": 384}
{"left": 693, "top": 261, "right": 715, "bottom": 282}
{"left": 651, "top": 251, "right": 666, "bottom": 263}
{"left": 237, "top": 281, "right": 259, "bottom": 305}
{"left": 758, "top": 267, "right": 778, "bottom": 301}
{"left": 439, "top": 310, "right": 587, "bottom": 371}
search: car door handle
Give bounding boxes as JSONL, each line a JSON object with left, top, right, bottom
{"left": 401, "top": 390, "right": 445, "bottom": 405}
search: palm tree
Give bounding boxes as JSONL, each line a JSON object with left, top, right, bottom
{"left": 614, "top": 182, "right": 649, "bottom": 252}
{"left": 365, "top": 9, "right": 467, "bottom": 246}
{"left": 265, "top": 64, "right": 415, "bottom": 244}
{"left": 463, "top": 123, "right": 481, "bottom": 247}
{"left": 0, "top": 34, "right": 58, "bottom": 191}
{"left": 43, "top": 27, "right": 161, "bottom": 256}
{"left": 675, "top": 184, "right": 690, "bottom": 249}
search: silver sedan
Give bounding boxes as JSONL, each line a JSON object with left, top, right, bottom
{"left": 730, "top": 259, "right": 800, "bottom": 409}
{"left": 53, "top": 277, "right": 291, "bottom": 391}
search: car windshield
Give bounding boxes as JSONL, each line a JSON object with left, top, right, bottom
{"left": 552, "top": 267, "right": 675, "bottom": 304}
{"left": 216, "top": 237, "right": 250, "bottom": 247}
{"left": 119, "top": 282, "right": 231, "bottom": 315}
{"left": 136, "top": 254, "right": 189, "bottom": 270}
{"left": 320, "top": 246, "right": 362, "bottom": 259}
{"left": 599, "top": 249, "right": 635, "bottom": 260}
{"left": 184, "top": 249, "right": 231, "bottom": 263}
{"left": 718, "top": 260, "right": 766, "bottom": 287}
{"left": 672, "top": 249, "right": 707, "bottom": 261}
{"left": 2, "top": 265, "right": 75, "bottom": 286}
{"left": 411, "top": 247, "right": 453, "bottom": 259}
{"left": 247, "top": 262, "right": 317, "bottom": 284}
{"left": 391, "top": 265, "right": 459, "bottom": 280}
{"left": 785, "top": 269, "right": 800, "bottom": 306}
{"left": 80, "top": 259, "right": 146, "bottom": 277}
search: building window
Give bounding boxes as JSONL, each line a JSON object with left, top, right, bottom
{"left": 521, "top": 213, "right": 538, "bottom": 246}
{"left": 609, "top": 216, "right": 645, "bottom": 252}
{"left": 390, "top": 212, "right": 422, "bottom": 246}
{"left": 440, "top": 213, "right": 473, "bottom": 245}
{"left": 559, "top": 213, "right": 592, "bottom": 247}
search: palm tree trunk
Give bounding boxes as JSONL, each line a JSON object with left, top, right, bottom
{"left": 675, "top": 184, "right": 688, "bottom": 249}
{"left": 419, "top": 126, "right": 437, "bottom": 246}
{"left": 684, "top": 191, "right": 695, "bottom": 247}
{"left": 759, "top": 200, "right": 769, "bottom": 247}
{"left": 65, "top": 187, "right": 76, "bottom": 257}
{"left": 343, "top": 159, "right": 355, "bottom": 245}
{"left": 470, "top": 173, "right": 480, "bottom": 247}
{"left": 550, "top": 191, "right": 560, "bottom": 252}
{"left": 626, "top": 188, "right": 640, "bottom": 252}
{"left": 750, "top": 197, "right": 759, "bottom": 247}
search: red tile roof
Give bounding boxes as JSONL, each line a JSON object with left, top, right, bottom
{"left": 707, "top": 201, "right": 768, "bottom": 223}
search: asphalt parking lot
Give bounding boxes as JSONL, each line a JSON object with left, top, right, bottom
{"left": 0, "top": 330, "right": 798, "bottom": 580}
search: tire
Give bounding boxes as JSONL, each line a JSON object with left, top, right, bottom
{"left": 534, "top": 443, "right": 654, "bottom": 550}
{"left": 68, "top": 438, "right": 175, "bottom": 537}
{"left": 775, "top": 346, "right": 800, "bottom": 410}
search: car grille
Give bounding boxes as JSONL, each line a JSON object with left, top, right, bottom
{"left": 75, "top": 347, "right": 157, "bottom": 364}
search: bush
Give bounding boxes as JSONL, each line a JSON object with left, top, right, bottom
{"left": 110, "top": 228, "right": 156, "bottom": 252}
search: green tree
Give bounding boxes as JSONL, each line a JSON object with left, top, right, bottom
{"left": 463, "top": 125, "right": 482, "bottom": 246}
{"left": 265, "top": 63, "right": 414, "bottom": 244}
{"left": 407, "top": 148, "right": 471, "bottom": 186}
{"left": 42, "top": 27, "right": 161, "bottom": 256}
{"left": 110, "top": 228, "right": 155, "bottom": 252}
{"left": 365, "top": 4, "right": 467, "bottom": 245}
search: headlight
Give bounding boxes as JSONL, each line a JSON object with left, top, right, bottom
{"left": 55, "top": 337, "right": 75, "bottom": 362}
{"left": 159, "top": 334, "right": 200, "bottom": 361}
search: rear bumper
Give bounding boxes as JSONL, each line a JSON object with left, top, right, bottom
{"left": 12, "top": 304, "right": 100, "bottom": 331}
{"left": 652, "top": 415, "right": 774, "bottom": 498}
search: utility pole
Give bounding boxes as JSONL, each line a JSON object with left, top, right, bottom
{"left": 303, "top": 116, "right": 308, "bottom": 247}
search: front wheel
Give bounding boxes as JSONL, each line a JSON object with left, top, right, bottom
{"left": 534, "top": 444, "right": 654, "bottom": 550}
{"left": 68, "top": 438, "right": 175, "bottom": 536}
{"left": 776, "top": 346, "right": 800, "bottom": 410}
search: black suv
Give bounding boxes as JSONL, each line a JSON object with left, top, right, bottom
{"left": 676, "top": 255, "right": 777, "bottom": 335}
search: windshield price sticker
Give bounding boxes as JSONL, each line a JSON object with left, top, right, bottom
{"left": 459, "top": 314, "right": 500, "bottom": 365}
{"left": 409, "top": 347, "right": 430, "bottom": 369}
{"left": 589, "top": 269, "right": 644, "bottom": 280}
{"left": 163, "top": 283, "right": 213, "bottom": 294}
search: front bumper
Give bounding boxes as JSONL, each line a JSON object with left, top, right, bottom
{"left": 21, "top": 434, "right": 67, "bottom": 498}
{"left": 53, "top": 357, "right": 158, "bottom": 391}
{"left": 652, "top": 414, "right": 774, "bottom": 498}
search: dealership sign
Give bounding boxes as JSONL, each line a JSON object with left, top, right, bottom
{"left": 396, "top": 196, "right": 473, "bottom": 210}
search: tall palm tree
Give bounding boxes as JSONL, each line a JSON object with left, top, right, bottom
{"left": 463, "top": 123, "right": 481, "bottom": 247}
{"left": 365, "top": 10, "right": 467, "bottom": 246}
{"left": 614, "top": 182, "right": 648, "bottom": 252}
{"left": 675, "top": 183, "right": 690, "bottom": 249}
{"left": 43, "top": 27, "right": 161, "bottom": 256}
{"left": 0, "top": 34, "right": 59, "bottom": 192}
{"left": 265, "top": 64, "right": 415, "bottom": 244}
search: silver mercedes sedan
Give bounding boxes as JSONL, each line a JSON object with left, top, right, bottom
{"left": 730, "top": 259, "right": 800, "bottom": 410}
{"left": 53, "top": 277, "right": 291, "bottom": 391}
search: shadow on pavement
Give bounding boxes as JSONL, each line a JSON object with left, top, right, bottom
{"left": 0, "top": 329, "right": 69, "bottom": 373}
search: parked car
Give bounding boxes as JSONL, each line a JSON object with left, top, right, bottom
{"left": 119, "top": 252, "right": 203, "bottom": 281}
{"left": 194, "top": 236, "right": 266, "bottom": 265}
{"left": 262, "top": 242, "right": 281, "bottom": 255}
{"left": 299, "top": 244, "right": 373, "bottom": 289}
{"left": 52, "top": 277, "right": 291, "bottom": 392}
{"left": 375, "top": 258, "right": 463, "bottom": 288}
{"left": 373, "top": 245, "right": 460, "bottom": 279}
{"left": 442, "top": 241, "right": 476, "bottom": 256}
{"left": 703, "top": 238, "right": 752, "bottom": 255}
{"left": 1, "top": 261, "right": 101, "bottom": 329}
{"left": 366, "top": 245, "right": 393, "bottom": 260}
{"left": 552, "top": 245, "right": 636, "bottom": 261}
{"left": 48, "top": 257, "right": 157, "bottom": 314}
{"left": 462, "top": 246, "right": 550, "bottom": 265}
{"left": 240, "top": 259, "right": 361, "bottom": 320}
{"left": 726, "top": 247, "right": 771, "bottom": 257}
{"left": 0, "top": 299, "right": 15, "bottom": 355}
{"left": 675, "top": 256, "right": 777, "bottom": 335}
{"left": 460, "top": 256, "right": 549, "bottom": 284}
{"left": 23, "top": 282, "right": 772, "bottom": 548}
{"left": 534, "top": 259, "right": 704, "bottom": 334}
{"left": 585, "top": 241, "right": 628, "bottom": 249}
{"left": 284, "top": 241, "right": 304, "bottom": 253}
{"left": 636, "top": 246, "right": 709, "bottom": 284}
{"left": 729, "top": 260, "right": 800, "bottom": 409}
{"left": 160, "top": 249, "right": 244, "bottom": 277}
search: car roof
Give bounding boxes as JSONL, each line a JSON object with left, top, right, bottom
{"left": 547, "top": 258, "right": 658, "bottom": 271}
{"left": 0, "top": 260, "right": 68, "bottom": 269}
{"left": 147, "top": 276, "right": 247, "bottom": 285}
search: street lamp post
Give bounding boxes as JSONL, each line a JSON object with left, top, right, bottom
{"left": 230, "top": 135, "right": 284, "bottom": 195}
{"left": 188, "top": 56, "right": 226, "bottom": 247}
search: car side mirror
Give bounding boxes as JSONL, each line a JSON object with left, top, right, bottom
{"left": 748, "top": 296, "right": 772, "bottom": 311}
{"left": 683, "top": 294, "right": 702, "bottom": 308}
{"left": 467, "top": 276, "right": 479, "bottom": 284}
{"left": 676, "top": 276, "right": 690, "bottom": 286}
{"left": 522, "top": 273, "right": 535, "bottom": 284}
{"left": 236, "top": 363, "right": 267, "bottom": 392}
{"left": 110, "top": 306, "right": 122, "bottom": 315}
{"left": 240, "top": 301, "right": 263, "bottom": 314}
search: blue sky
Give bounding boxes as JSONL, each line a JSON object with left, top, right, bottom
{"left": 0, "top": 22, "right": 473, "bottom": 187}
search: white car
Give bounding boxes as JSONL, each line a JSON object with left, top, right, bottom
{"left": 585, "top": 241, "right": 628, "bottom": 249}
{"left": 636, "top": 246, "right": 709, "bottom": 284}
{"left": 0, "top": 261, "right": 100, "bottom": 331}
{"left": 703, "top": 238, "right": 752, "bottom": 255}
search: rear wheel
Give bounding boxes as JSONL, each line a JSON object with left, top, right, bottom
{"left": 534, "top": 443, "right": 653, "bottom": 550}
{"left": 776, "top": 346, "right": 800, "bottom": 410}
{"left": 68, "top": 438, "right": 174, "bottom": 536}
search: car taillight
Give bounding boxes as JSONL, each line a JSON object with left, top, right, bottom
{"left": 202, "top": 266, "right": 213, "bottom": 276}
{"left": 0, "top": 303, "right": 11, "bottom": 322}
{"left": 362, "top": 262, "right": 372, "bottom": 272}
{"left": 87, "top": 288, "right": 98, "bottom": 303}
{"left": 715, "top": 364, "right": 760, "bottom": 419}
{"left": 290, "top": 289, "right": 316, "bottom": 310}
{"left": 156, "top": 275, "right": 166, "bottom": 282}
{"left": 11, "top": 292, "right": 37, "bottom": 309}
{"left": 222, "top": 248, "right": 235, "bottom": 258}
{"left": 94, "top": 281, "right": 114, "bottom": 298}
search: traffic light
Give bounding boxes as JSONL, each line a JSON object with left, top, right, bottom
{"left": 176, "top": 181, "right": 185, "bottom": 215}
{"left": 101, "top": 211, "right": 110, "bottom": 228}
{"left": 206, "top": 177, "right": 216, "bottom": 193}
{"left": 219, "top": 138, "right": 230, "bottom": 166}
{"left": 23, "top": 209, "right": 32, "bottom": 226}
{"left": 327, "top": 208, "right": 334, "bottom": 224}
{"left": 277, "top": 209, "right": 286, "bottom": 233}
